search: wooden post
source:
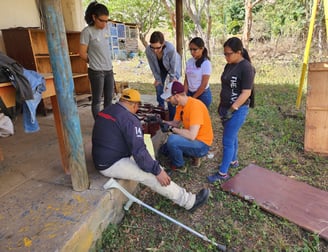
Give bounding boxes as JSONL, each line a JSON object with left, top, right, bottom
{"left": 176, "top": 0, "right": 183, "bottom": 59}
{"left": 39, "top": 0, "right": 89, "bottom": 191}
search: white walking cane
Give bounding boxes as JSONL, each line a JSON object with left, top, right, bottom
{"left": 103, "top": 178, "right": 226, "bottom": 251}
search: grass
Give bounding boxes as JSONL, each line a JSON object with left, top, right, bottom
{"left": 96, "top": 55, "right": 328, "bottom": 251}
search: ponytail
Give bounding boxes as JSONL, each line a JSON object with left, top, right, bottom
{"left": 84, "top": 1, "right": 109, "bottom": 26}
{"left": 242, "top": 48, "right": 251, "bottom": 63}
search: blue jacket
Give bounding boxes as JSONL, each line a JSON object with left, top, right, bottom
{"left": 145, "top": 41, "right": 181, "bottom": 84}
{"left": 92, "top": 103, "right": 162, "bottom": 175}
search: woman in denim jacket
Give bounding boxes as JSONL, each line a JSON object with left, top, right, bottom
{"left": 145, "top": 31, "right": 181, "bottom": 120}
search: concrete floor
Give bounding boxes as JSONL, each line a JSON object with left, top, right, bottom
{"left": 0, "top": 96, "right": 156, "bottom": 251}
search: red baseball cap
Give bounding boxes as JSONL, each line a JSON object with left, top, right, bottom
{"left": 160, "top": 81, "right": 185, "bottom": 100}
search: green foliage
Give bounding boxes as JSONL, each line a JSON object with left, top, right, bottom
{"left": 253, "top": 0, "right": 306, "bottom": 39}
{"left": 225, "top": 0, "right": 245, "bottom": 34}
{"left": 98, "top": 223, "right": 124, "bottom": 250}
{"left": 83, "top": 0, "right": 313, "bottom": 46}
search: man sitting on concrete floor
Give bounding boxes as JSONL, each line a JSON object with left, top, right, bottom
{"left": 159, "top": 81, "right": 213, "bottom": 174}
{"left": 92, "top": 88, "right": 209, "bottom": 212}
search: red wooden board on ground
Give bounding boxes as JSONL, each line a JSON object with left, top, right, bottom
{"left": 221, "top": 164, "right": 328, "bottom": 240}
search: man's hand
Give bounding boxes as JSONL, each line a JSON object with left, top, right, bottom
{"left": 160, "top": 121, "right": 174, "bottom": 133}
{"left": 156, "top": 169, "right": 171, "bottom": 186}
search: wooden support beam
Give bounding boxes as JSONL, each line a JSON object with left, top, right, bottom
{"left": 39, "top": 0, "right": 89, "bottom": 191}
{"left": 176, "top": 0, "right": 183, "bottom": 59}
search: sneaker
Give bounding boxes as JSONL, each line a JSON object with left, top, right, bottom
{"left": 191, "top": 157, "right": 201, "bottom": 168}
{"left": 170, "top": 164, "right": 187, "bottom": 173}
{"left": 189, "top": 188, "right": 210, "bottom": 213}
{"left": 230, "top": 160, "right": 239, "bottom": 168}
{"left": 207, "top": 172, "right": 230, "bottom": 183}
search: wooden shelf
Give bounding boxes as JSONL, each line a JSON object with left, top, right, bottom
{"left": 35, "top": 54, "right": 50, "bottom": 58}
{"left": 69, "top": 53, "right": 80, "bottom": 57}
{"left": 1, "top": 28, "right": 90, "bottom": 95}
{"left": 73, "top": 73, "right": 88, "bottom": 78}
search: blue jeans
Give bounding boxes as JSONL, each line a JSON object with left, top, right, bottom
{"left": 187, "top": 87, "right": 212, "bottom": 108}
{"left": 219, "top": 105, "right": 249, "bottom": 174}
{"left": 156, "top": 83, "right": 165, "bottom": 108}
{"left": 23, "top": 85, "right": 44, "bottom": 133}
{"left": 166, "top": 134, "right": 210, "bottom": 167}
{"left": 22, "top": 69, "right": 46, "bottom": 133}
{"left": 88, "top": 68, "right": 115, "bottom": 119}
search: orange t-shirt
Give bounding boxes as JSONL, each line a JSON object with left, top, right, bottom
{"left": 174, "top": 97, "right": 213, "bottom": 146}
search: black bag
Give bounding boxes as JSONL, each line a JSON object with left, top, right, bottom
{"left": 0, "top": 67, "right": 10, "bottom": 83}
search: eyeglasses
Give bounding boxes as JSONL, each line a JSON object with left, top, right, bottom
{"left": 189, "top": 48, "right": 199, "bottom": 52}
{"left": 224, "top": 52, "right": 234, "bottom": 56}
{"left": 97, "top": 17, "right": 108, "bottom": 23}
{"left": 150, "top": 45, "right": 162, "bottom": 50}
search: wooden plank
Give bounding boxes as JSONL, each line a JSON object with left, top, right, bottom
{"left": 304, "top": 109, "right": 328, "bottom": 155}
{"left": 305, "top": 62, "right": 328, "bottom": 155}
{"left": 50, "top": 95, "right": 69, "bottom": 174}
{"left": 0, "top": 78, "right": 56, "bottom": 108}
{"left": 0, "top": 83, "right": 16, "bottom": 107}
{"left": 221, "top": 164, "right": 328, "bottom": 241}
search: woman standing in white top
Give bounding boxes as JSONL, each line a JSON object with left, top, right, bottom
{"left": 184, "top": 37, "right": 212, "bottom": 108}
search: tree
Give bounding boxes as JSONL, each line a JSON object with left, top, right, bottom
{"left": 242, "top": 0, "right": 263, "bottom": 48}
{"left": 183, "top": 0, "right": 212, "bottom": 55}
{"left": 160, "top": 0, "right": 176, "bottom": 31}
{"left": 82, "top": 0, "right": 311, "bottom": 54}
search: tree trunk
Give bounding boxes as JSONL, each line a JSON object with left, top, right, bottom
{"left": 183, "top": 0, "right": 211, "bottom": 48}
{"left": 205, "top": 0, "right": 212, "bottom": 56}
{"left": 242, "top": 0, "right": 263, "bottom": 49}
{"left": 161, "top": 0, "right": 176, "bottom": 31}
{"left": 242, "top": 0, "right": 252, "bottom": 49}
{"left": 139, "top": 32, "right": 148, "bottom": 48}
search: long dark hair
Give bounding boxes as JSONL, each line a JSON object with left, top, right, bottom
{"left": 84, "top": 1, "right": 109, "bottom": 26}
{"left": 189, "top": 37, "right": 210, "bottom": 68}
{"left": 223, "top": 37, "right": 251, "bottom": 63}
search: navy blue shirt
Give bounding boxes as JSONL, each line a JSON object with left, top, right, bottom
{"left": 92, "top": 102, "right": 162, "bottom": 175}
